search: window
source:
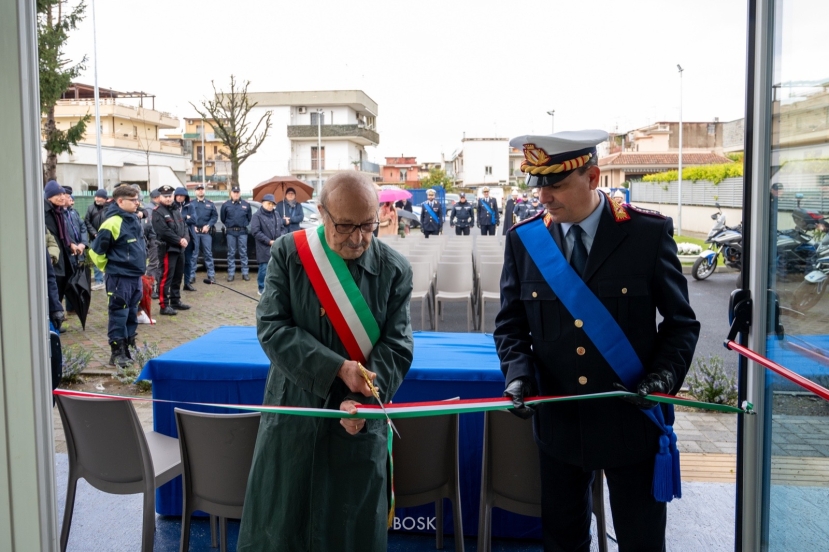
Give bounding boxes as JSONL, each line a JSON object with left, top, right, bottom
{"left": 196, "top": 146, "right": 203, "bottom": 161}
{"left": 400, "top": 169, "right": 407, "bottom": 182}
{"left": 312, "top": 146, "right": 325, "bottom": 170}
{"left": 485, "top": 166, "right": 493, "bottom": 175}
{"left": 310, "top": 112, "right": 325, "bottom": 126}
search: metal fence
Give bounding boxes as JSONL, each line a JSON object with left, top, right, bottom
{"left": 630, "top": 178, "right": 743, "bottom": 208}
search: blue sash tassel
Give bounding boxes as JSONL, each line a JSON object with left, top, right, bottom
{"left": 515, "top": 218, "right": 681, "bottom": 502}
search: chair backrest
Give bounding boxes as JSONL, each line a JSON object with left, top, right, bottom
{"left": 56, "top": 394, "right": 152, "bottom": 492}
{"left": 175, "top": 408, "right": 261, "bottom": 515}
{"left": 436, "top": 262, "right": 474, "bottom": 293}
{"left": 483, "top": 410, "right": 541, "bottom": 515}
{"left": 393, "top": 414, "right": 458, "bottom": 502}
{"left": 479, "top": 263, "right": 503, "bottom": 294}
{"left": 410, "top": 262, "right": 433, "bottom": 295}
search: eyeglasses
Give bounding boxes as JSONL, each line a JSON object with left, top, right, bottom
{"left": 321, "top": 206, "right": 379, "bottom": 234}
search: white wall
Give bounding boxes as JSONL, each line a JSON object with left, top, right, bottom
{"left": 462, "top": 139, "right": 509, "bottom": 186}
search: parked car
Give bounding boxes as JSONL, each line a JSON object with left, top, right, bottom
{"left": 200, "top": 200, "right": 320, "bottom": 267}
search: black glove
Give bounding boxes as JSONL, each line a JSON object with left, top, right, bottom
{"left": 612, "top": 369, "right": 675, "bottom": 410}
{"left": 50, "top": 310, "right": 65, "bottom": 332}
{"left": 504, "top": 377, "right": 538, "bottom": 419}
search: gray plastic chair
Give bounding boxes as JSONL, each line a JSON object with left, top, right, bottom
{"left": 477, "top": 410, "right": 608, "bottom": 552}
{"left": 393, "top": 414, "right": 464, "bottom": 551}
{"left": 174, "top": 408, "right": 261, "bottom": 552}
{"left": 410, "top": 261, "right": 435, "bottom": 330}
{"left": 56, "top": 394, "right": 182, "bottom": 552}
{"left": 434, "top": 262, "right": 475, "bottom": 331}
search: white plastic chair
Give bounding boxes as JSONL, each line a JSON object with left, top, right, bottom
{"left": 434, "top": 262, "right": 475, "bottom": 331}
{"left": 478, "top": 262, "right": 504, "bottom": 333}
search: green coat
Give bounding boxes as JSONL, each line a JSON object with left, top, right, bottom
{"left": 237, "top": 233, "right": 414, "bottom": 552}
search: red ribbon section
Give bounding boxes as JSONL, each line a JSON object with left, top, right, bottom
{"left": 725, "top": 340, "right": 829, "bottom": 402}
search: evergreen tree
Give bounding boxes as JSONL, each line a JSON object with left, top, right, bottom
{"left": 39, "top": 0, "right": 89, "bottom": 182}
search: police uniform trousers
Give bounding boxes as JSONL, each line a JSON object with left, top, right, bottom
{"left": 192, "top": 232, "right": 215, "bottom": 280}
{"left": 455, "top": 225, "right": 471, "bottom": 236}
{"left": 423, "top": 230, "right": 439, "bottom": 238}
{"left": 480, "top": 224, "right": 496, "bottom": 236}
{"left": 226, "top": 230, "right": 249, "bottom": 276}
{"left": 539, "top": 448, "right": 666, "bottom": 552}
{"left": 157, "top": 243, "right": 184, "bottom": 309}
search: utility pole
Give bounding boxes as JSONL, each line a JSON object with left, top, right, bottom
{"left": 91, "top": 0, "right": 104, "bottom": 191}
{"left": 677, "top": 64, "right": 684, "bottom": 235}
{"left": 317, "top": 109, "right": 323, "bottom": 195}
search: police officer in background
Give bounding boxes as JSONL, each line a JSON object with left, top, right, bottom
{"left": 523, "top": 196, "right": 543, "bottom": 220}
{"left": 419, "top": 188, "right": 442, "bottom": 238}
{"left": 152, "top": 185, "right": 191, "bottom": 315}
{"left": 494, "top": 130, "right": 699, "bottom": 551}
{"left": 191, "top": 183, "right": 218, "bottom": 284}
{"left": 449, "top": 192, "right": 474, "bottom": 236}
{"left": 477, "top": 186, "right": 499, "bottom": 236}
{"left": 174, "top": 187, "right": 197, "bottom": 291}
{"left": 220, "top": 185, "right": 252, "bottom": 281}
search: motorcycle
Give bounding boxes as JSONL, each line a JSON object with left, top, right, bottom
{"left": 692, "top": 204, "right": 743, "bottom": 281}
{"left": 792, "top": 255, "right": 829, "bottom": 312}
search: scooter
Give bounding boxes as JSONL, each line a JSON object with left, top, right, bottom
{"left": 792, "top": 254, "right": 829, "bottom": 312}
{"left": 692, "top": 203, "right": 743, "bottom": 281}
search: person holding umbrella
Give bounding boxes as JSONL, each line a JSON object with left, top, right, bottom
{"left": 88, "top": 185, "right": 147, "bottom": 367}
{"left": 250, "top": 193, "right": 284, "bottom": 296}
{"left": 274, "top": 187, "right": 304, "bottom": 235}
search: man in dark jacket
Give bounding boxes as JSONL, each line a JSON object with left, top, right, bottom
{"left": 43, "top": 180, "right": 79, "bottom": 303}
{"left": 477, "top": 186, "right": 500, "bottom": 235}
{"left": 85, "top": 188, "right": 110, "bottom": 288}
{"left": 495, "top": 130, "right": 700, "bottom": 551}
{"left": 449, "top": 193, "right": 475, "bottom": 236}
{"left": 419, "top": 188, "right": 442, "bottom": 238}
{"left": 148, "top": 189, "right": 162, "bottom": 297}
{"left": 152, "top": 185, "right": 191, "bottom": 315}
{"left": 191, "top": 183, "right": 218, "bottom": 284}
{"left": 250, "top": 194, "right": 284, "bottom": 295}
{"left": 274, "top": 187, "right": 305, "bottom": 235}
{"left": 220, "top": 185, "right": 252, "bottom": 281}
{"left": 502, "top": 190, "right": 520, "bottom": 235}
{"left": 175, "top": 187, "right": 198, "bottom": 291}
{"left": 89, "top": 185, "right": 148, "bottom": 367}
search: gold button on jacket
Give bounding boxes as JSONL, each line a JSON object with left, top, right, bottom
{"left": 574, "top": 319, "right": 583, "bottom": 328}
{"left": 576, "top": 346, "right": 586, "bottom": 355}
{"left": 532, "top": 291, "right": 538, "bottom": 298}
{"left": 578, "top": 376, "right": 588, "bottom": 385}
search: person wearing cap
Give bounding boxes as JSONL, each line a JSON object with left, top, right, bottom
{"left": 249, "top": 193, "right": 284, "bottom": 295}
{"left": 449, "top": 192, "right": 474, "bottom": 236}
{"left": 43, "top": 181, "right": 76, "bottom": 304}
{"left": 503, "top": 190, "right": 520, "bottom": 234}
{"left": 419, "top": 188, "right": 442, "bottom": 238}
{"left": 524, "top": 195, "right": 543, "bottom": 220}
{"left": 174, "top": 187, "right": 198, "bottom": 291}
{"left": 494, "top": 130, "right": 699, "bottom": 551}
{"left": 152, "top": 184, "right": 191, "bottom": 315}
{"left": 477, "top": 186, "right": 500, "bottom": 236}
{"left": 191, "top": 183, "right": 218, "bottom": 284}
{"left": 237, "top": 172, "right": 413, "bottom": 552}
{"left": 88, "top": 184, "right": 147, "bottom": 367}
{"left": 85, "top": 189, "right": 111, "bottom": 290}
{"left": 220, "top": 185, "right": 252, "bottom": 281}
{"left": 274, "top": 187, "right": 305, "bottom": 235}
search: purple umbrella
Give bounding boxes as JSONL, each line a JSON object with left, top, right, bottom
{"left": 378, "top": 188, "right": 412, "bottom": 203}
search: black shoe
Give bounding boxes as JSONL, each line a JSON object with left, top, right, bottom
{"left": 227, "top": 275, "right": 235, "bottom": 282}
{"left": 170, "top": 301, "right": 191, "bottom": 310}
{"left": 109, "top": 340, "right": 132, "bottom": 368}
{"left": 242, "top": 274, "right": 250, "bottom": 281}
{"left": 183, "top": 283, "right": 197, "bottom": 292}
{"left": 159, "top": 306, "right": 177, "bottom": 316}
{"left": 189, "top": 277, "right": 196, "bottom": 285}
{"left": 207, "top": 277, "right": 216, "bottom": 284}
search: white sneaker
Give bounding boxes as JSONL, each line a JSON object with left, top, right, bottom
{"left": 257, "top": 290, "right": 263, "bottom": 296}
{"left": 136, "top": 312, "right": 155, "bottom": 324}
{"left": 91, "top": 282, "right": 106, "bottom": 291}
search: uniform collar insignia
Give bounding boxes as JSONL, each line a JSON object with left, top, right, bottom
{"left": 606, "top": 192, "right": 631, "bottom": 223}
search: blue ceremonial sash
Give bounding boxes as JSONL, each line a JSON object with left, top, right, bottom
{"left": 515, "top": 217, "right": 681, "bottom": 502}
{"left": 481, "top": 200, "right": 496, "bottom": 221}
{"left": 423, "top": 202, "right": 440, "bottom": 225}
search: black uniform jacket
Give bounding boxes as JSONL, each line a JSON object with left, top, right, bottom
{"left": 450, "top": 202, "right": 475, "bottom": 227}
{"left": 493, "top": 198, "right": 700, "bottom": 470}
{"left": 152, "top": 203, "right": 187, "bottom": 254}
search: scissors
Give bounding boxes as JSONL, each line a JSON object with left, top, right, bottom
{"left": 358, "top": 363, "right": 401, "bottom": 439}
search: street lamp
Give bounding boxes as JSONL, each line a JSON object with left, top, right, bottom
{"left": 547, "top": 110, "right": 555, "bottom": 134}
{"left": 677, "top": 64, "right": 684, "bottom": 235}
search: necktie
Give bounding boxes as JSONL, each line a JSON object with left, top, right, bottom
{"left": 569, "top": 224, "right": 588, "bottom": 277}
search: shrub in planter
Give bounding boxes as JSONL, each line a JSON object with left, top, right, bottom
{"left": 686, "top": 355, "right": 738, "bottom": 408}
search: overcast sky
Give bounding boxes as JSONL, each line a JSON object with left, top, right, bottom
{"left": 64, "top": 0, "right": 749, "bottom": 163}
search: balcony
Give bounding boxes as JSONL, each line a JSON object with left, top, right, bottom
{"left": 289, "top": 158, "right": 381, "bottom": 176}
{"left": 287, "top": 124, "right": 380, "bottom": 146}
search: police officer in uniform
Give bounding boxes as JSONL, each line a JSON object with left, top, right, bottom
{"left": 477, "top": 186, "right": 499, "bottom": 236}
{"left": 494, "top": 129, "right": 700, "bottom": 552}
{"left": 220, "top": 185, "right": 252, "bottom": 281}
{"left": 523, "top": 196, "right": 543, "bottom": 220}
{"left": 191, "top": 183, "right": 218, "bottom": 284}
{"left": 449, "top": 192, "right": 475, "bottom": 236}
{"left": 152, "top": 185, "right": 191, "bottom": 315}
{"left": 419, "top": 188, "right": 442, "bottom": 238}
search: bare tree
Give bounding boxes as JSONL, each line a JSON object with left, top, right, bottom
{"left": 190, "top": 75, "right": 272, "bottom": 189}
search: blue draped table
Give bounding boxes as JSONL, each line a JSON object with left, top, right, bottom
{"left": 138, "top": 326, "right": 541, "bottom": 539}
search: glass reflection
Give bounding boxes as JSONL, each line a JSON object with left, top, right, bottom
{"left": 764, "top": 0, "right": 829, "bottom": 549}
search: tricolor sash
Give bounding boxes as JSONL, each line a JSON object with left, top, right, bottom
{"left": 423, "top": 202, "right": 440, "bottom": 225}
{"left": 515, "top": 217, "right": 681, "bottom": 502}
{"left": 481, "top": 199, "right": 496, "bottom": 221}
{"left": 294, "top": 226, "right": 381, "bottom": 363}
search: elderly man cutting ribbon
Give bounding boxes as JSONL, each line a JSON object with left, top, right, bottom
{"left": 237, "top": 173, "right": 414, "bottom": 552}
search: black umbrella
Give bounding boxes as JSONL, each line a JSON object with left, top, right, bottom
{"left": 397, "top": 209, "right": 419, "bottom": 222}
{"left": 64, "top": 261, "right": 91, "bottom": 330}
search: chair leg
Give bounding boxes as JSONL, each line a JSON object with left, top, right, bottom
{"left": 480, "top": 300, "right": 485, "bottom": 333}
{"left": 434, "top": 298, "right": 439, "bottom": 331}
{"left": 60, "top": 474, "right": 79, "bottom": 552}
{"left": 210, "top": 515, "right": 218, "bottom": 548}
{"left": 452, "top": 491, "right": 465, "bottom": 552}
{"left": 220, "top": 517, "right": 229, "bottom": 552}
{"left": 179, "top": 509, "right": 191, "bottom": 552}
{"left": 141, "top": 485, "right": 156, "bottom": 552}
{"left": 592, "top": 470, "right": 608, "bottom": 552}
{"left": 476, "top": 502, "right": 492, "bottom": 552}
{"left": 421, "top": 296, "right": 426, "bottom": 330}
{"left": 435, "top": 498, "right": 444, "bottom": 550}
